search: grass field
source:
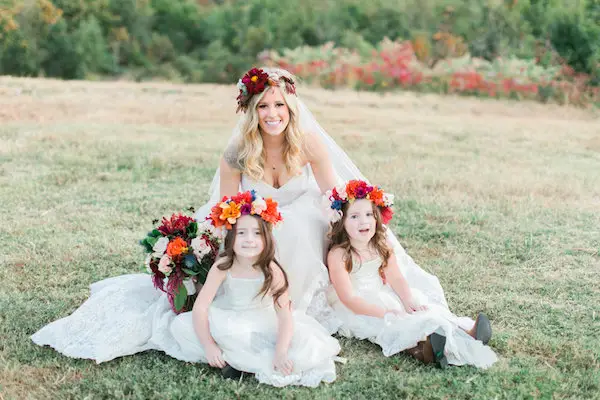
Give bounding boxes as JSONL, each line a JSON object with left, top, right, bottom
{"left": 1, "top": 77, "right": 599, "bottom": 399}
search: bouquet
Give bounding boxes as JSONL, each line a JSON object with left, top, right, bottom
{"left": 140, "top": 213, "right": 221, "bottom": 313}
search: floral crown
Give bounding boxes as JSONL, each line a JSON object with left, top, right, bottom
{"left": 208, "top": 190, "right": 283, "bottom": 229}
{"left": 236, "top": 67, "right": 296, "bottom": 113}
{"left": 325, "top": 180, "right": 394, "bottom": 225}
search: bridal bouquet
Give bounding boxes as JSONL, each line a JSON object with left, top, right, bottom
{"left": 140, "top": 213, "right": 221, "bottom": 313}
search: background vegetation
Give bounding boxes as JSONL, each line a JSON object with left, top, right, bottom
{"left": 1, "top": 0, "right": 598, "bottom": 105}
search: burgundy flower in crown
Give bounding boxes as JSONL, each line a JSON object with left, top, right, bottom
{"left": 236, "top": 67, "right": 296, "bottom": 113}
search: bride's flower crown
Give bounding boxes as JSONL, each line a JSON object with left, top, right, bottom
{"left": 325, "top": 180, "right": 394, "bottom": 225}
{"left": 208, "top": 190, "right": 283, "bottom": 229}
{"left": 236, "top": 67, "right": 296, "bottom": 113}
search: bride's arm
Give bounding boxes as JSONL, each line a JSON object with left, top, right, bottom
{"left": 303, "top": 132, "right": 337, "bottom": 193}
{"left": 192, "top": 263, "right": 227, "bottom": 367}
{"left": 219, "top": 156, "right": 242, "bottom": 198}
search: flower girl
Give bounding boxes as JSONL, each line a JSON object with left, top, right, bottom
{"left": 325, "top": 180, "right": 497, "bottom": 368}
{"left": 170, "top": 190, "right": 341, "bottom": 387}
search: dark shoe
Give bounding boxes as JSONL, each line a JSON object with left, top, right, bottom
{"left": 470, "top": 313, "right": 492, "bottom": 345}
{"left": 405, "top": 340, "right": 433, "bottom": 364}
{"left": 221, "top": 365, "right": 243, "bottom": 380}
{"left": 429, "top": 333, "right": 448, "bottom": 369}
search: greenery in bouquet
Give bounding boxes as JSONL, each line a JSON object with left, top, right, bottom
{"left": 140, "top": 213, "right": 221, "bottom": 313}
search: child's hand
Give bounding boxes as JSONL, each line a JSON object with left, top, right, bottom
{"left": 273, "top": 350, "right": 293, "bottom": 376}
{"left": 205, "top": 343, "right": 227, "bottom": 368}
{"left": 385, "top": 309, "right": 407, "bottom": 317}
{"left": 402, "top": 298, "right": 428, "bottom": 314}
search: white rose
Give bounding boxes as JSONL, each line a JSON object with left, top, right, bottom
{"left": 198, "top": 220, "right": 215, "bottom": 235}
{"left": 251, "top": 197, "right": 267, "bottom": 214}
{"left": 191, "top": 237, "right": 211, "bottom": 258}
{"left": 328, "top": 208, "right": 343, "bottom": 223}
{"left": 158, "top": 254, "right": 172, "bottom": 275}
{"left": 383, "top": 193, "right": 395, "bottom": 207}
{"left": 152, "top": 236, "right": 169, "bottom": 258}
{"left": 336, "top": 185, "right": 348, "bottom": 200}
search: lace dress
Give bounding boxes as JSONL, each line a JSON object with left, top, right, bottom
{"left": 170, "top": 272, "right": 340, "bottom": 387}
{"left": 327, "top": 257, "right": 498, "bottom": 369}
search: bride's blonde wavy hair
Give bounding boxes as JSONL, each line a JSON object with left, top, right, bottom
{"left": 236, "top": 68, "right": 304, "bottom": 181}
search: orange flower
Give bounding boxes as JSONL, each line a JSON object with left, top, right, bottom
{"left": 166, "top": 237, "right": 188, "bottom": 257}
{"left": 261, "top": 198, "right": 282, "bottom": 224}
{"left": 209, "top": 204, "right": 226, "bottom": 228}
{"left": 345, "top": 180, "right": 362, "bottom": 198}
{"left": 220, "top": 201, "right": 241, "bottom": 224}
{"left": 368, "top": 188, "right": 384, "bottom": 205}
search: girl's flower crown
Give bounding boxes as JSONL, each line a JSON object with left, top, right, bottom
{"left": 325, "top": 180, "right": 394, "bottom": 225}
{"left": 236, "top": 67, "right": 296, "bottom": 113}
{"left": 208, "top": 190, "right": 283, "bottom": 229}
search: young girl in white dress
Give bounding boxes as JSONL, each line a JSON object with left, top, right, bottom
{"left": 170, "top": 190, "right": 341, "bottom": 387}
{"left": 325, "top": 180, "right": 498, "bottom": 368}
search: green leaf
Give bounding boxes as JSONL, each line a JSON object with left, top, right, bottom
{"left": 197, "top": 266, "right": 210, "bottom": 285}
{"left": 140, "top": 238, "right": 153, "bottom": 252}
{"left": 149, "top": 229, "right": 162, "bottom": 238}
{"left": 182, "top": 268, "right": 200, "bottom": 276}
{"left": 146, "top": 236, "right": 159, "bottom": 248}
{"left": 173, "top": 283, "right": 187, "bottom": 312}
{"left": 187, "top": 222, "right": 198, "bottom": 238}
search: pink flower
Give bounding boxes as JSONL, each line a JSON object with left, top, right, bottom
{"left": 158, "top": 254, "right": 172, "bottom": 275}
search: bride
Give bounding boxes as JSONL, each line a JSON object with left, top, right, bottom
{"left": 31, "top": 67, "right": 468, "bottom": 365}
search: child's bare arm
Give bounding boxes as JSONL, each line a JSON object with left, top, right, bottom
{"left": 271, "top": 262, "right": 294, "bottom": 375}
{"left": 192, "top": 262, "right": 227, "bottom": 367}
{"left": 385, "top": 252, "right": 427, "bottom": 313}
{"left": 328, "top": 248, "right": 388, "bottom": 318}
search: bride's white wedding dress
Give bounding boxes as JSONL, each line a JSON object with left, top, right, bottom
{"left": 31, "top": 98, "right": 475, "bottom": 377}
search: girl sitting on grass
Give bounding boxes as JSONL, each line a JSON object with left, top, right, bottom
{"left": 171, "top": 190, "right": 341, "bottom": 387}
{"left": 325, "top": 180, "right": 497, "bottom": 368}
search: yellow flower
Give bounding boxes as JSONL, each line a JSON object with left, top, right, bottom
{"left": 220, "top": 201, "right": 241, "bottom": 224}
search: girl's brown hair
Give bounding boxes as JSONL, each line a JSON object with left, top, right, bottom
{"left": 327, "top": 200, "right": 391, "bottom": 277}
{"left": 216, "top": 215, "right": 289, "bottom": 306}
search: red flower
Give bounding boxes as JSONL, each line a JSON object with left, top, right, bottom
{"left": 231, "top": 191, "right": 253, "bottom": 205}
{"left": 158, "top": 214, "right": 194, "bottom": 236}
{"left": 380, "top": 207, "right": 394, "bottom": 225}
{"left": 261, "top": 198, "right": 283, "bottom": 224}
{"left": 242, "top": 68, "right": 269, "bottom": 96}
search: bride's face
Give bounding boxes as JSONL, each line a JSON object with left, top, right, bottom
{"left": 256, "top": 86, "right": 290, "bottom": 137}
{"left": 343, "top": 199, "right": 377, "bottom": 245}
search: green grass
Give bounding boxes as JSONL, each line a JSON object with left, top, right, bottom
{"left": 1, "top": 77, "right": 599, "bottom": 399}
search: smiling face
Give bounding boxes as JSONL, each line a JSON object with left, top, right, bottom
{"left": 232, "top": 215, "right": 265, "bottom": 260}
{"left": 343, "top": 199, "right": 377, "bottom": 246}
{"left": 256, "top": 86, "right": 290, "bottom": 137}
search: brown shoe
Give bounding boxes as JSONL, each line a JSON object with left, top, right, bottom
{"left": 405, "top": 339, "right": 435, "bottom": 364}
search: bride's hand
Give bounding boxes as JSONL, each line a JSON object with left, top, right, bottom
{"left": 205, "top": 343, "right": 227, "bottom": 368}
{"left": 273, "top": 350, "right": 293, "bottom": 376}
